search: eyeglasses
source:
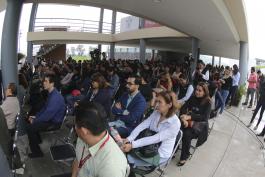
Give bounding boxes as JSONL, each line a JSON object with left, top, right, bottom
{"left": 126, "top": 82, "right": 135, "bottom": 86}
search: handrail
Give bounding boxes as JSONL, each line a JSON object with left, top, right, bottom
{"left": 34, "top": 17, "right": 117, "bottom": 34}
{"left": 36, "top": 17, "right": 112, "bottom": 24}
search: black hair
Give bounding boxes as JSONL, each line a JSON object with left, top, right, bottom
{"left": 107, "top": 67, "right": 115, "bottom": 73}
{"left": 233, "top": 64, "right": 239, "bottom": 75}
{"left": 179, "top": 73, "right": 187, "bottom": 80}
{"left": 8, "top": 83, "right": 17, "bottom": 96}
{"left": 225, "top": 66, "right": 230, "bottom": 70}
{"left": 44, "top": 74, "right": 56, "bottom": 84}
{"left": 75, "top": 101, "right": 107, "bottom": 136}
{"left": 140, "top": 72, "right": 149, "bottom": 83}
{"left": 251, "top": 67, "right": 255, "bottom": 72}
{"left": 128, "top": 75, "right": 142, "bottom": 85}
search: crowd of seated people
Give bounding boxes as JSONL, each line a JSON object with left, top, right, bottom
{"left": 2, "top": 55, "right": 265, "bottom": 176}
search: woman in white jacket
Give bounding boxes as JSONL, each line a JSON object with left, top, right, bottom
{"left": 122, "top": 91, "right": 181, "bottom": 167}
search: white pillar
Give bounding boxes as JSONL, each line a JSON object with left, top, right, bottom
{"left": 239, "top": 41, "right": 249, "bottom": 85}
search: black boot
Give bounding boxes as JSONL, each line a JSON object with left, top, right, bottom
{"left": 257, "top": 127, "right": 265, "bottom": 137}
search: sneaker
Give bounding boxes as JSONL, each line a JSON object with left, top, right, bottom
{"left": 248, "top": 105, "right": 252, "bottom": 108}
{"left": 246, "top": 123, "right": 252, "bottom": 128}
{"left": 254, "top": 125, "right": 258, "bottom": 131}
{"left": 12, "top": 164, "right": 25, "bottom": 175}
{"left": 257, "top": 132, "right": 265, "bottom": 137}
{"left": 242, "top": 102, "right": 247, "bottom": 105}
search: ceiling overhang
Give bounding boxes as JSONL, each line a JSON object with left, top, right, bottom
{"left": 24, "top": 0, "right": 248, "bottom": 59}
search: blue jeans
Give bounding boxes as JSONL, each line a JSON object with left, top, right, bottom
{"left": 220, "top": 90, "right": 229, "bottom": 113}
{"left": 226, "top": 86, "right": 238, "bottom": 106}
{"left": 244, "top": 88, "right": 256, "bottom": 106}
{"left": 215, "top": 90, "right": 224, "bottom": 114}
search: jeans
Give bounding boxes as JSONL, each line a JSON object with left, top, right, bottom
{"left": 226, "top": 86, "right": 238, "bottom": 106}
{"left": 219, "top": 90, "right": 229, "bottom": 113}
{"left": 180, "top": 128, "right": 199, "bottom": 160}
{"left": 215, "top": 90, "right": 224, "bottom": 114}
{"left": 250, "top": 97, "right": 265, "bottom": 126}
{"left": 19, "top": 118, "right": 60, "bottom": 154}
{"left": 244, "top": 88, "right": 256, "bottom": 106}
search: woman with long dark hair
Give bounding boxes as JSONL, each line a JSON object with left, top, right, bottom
{"left": 178, "top": 82, "right": 211, "bottom": 166}
{"left": 84, "top": 72, "right": 112, "bottom": 116}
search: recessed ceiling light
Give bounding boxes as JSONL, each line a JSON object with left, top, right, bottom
{"left": 153, "top": 0, "right": 163, "bottom": 3}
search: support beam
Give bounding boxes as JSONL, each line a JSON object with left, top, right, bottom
{"left": 139, "top": 18, "right": 145, "bottom": 29}
{"left": 139, "top": 18, "right": 146, "bottom": 63}
{"left": 219, "top": 56, "right": 221, "bottom": 66}
{"left": 1, "top": 0, "right": 23, "bottom": 89}
{"left": 212, "top": 56, "right": 214, "bottom": 66}
{"left": 191, "top": 37, "right": 200, "bottom": 72}
{"left": 110, "top": 10, "right": 116, "bottom": 59}
{"left": 27, "top": 3, "right": 38, "bottom": 64}
{"left": 152, "top": 49, "right": 155, "bottom": 60}
{"left": 98, "top": 8, "right": 104, "bottom": 52}
{"left": 139, "top": 39, "right": 146, "bottom": 63}
{"left": 239, "top": 41, "right": 249, "bottom": 85}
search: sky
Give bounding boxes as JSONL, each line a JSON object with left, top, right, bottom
{"left": 0, "top": 1, "right": 264, "bottom": 66}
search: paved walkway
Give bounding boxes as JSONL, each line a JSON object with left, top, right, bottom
{"left": 21, "top": 106, "right": 265, "bottom": 177}
{"left": 147, "top": 106, "right": 265, "bottom": 177}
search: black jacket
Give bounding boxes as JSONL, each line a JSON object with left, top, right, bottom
{"left": 180, "top": 96, "right": 212, "bottom": 146}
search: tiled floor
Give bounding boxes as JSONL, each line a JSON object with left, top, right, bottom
{"left": 21, "top": 105, "right": 265, "bottom": 177}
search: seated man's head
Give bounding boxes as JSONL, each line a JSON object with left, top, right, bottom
{"left": 75, "top": 101, "right": 107, "bottom": 144}
{"left": 126, "top": 75, "right": 141, "bottom": 94}
{"left": 6, "top": 83, "right": 17, "bottom": 96}
{"left": 43, "top": 74, "right": 55, "bottom": 92}
{"left": 178, "top": 74, "right": 188, "bottom": 86}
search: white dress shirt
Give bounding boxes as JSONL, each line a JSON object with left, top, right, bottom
{"left": 177, "top": 84, "right": 194, "bottom": 104}
{"left": 232, "top": 72, "right": 240, "bottom": 86}
{"left": 127, "top": 111, "right": 181, "bottom": 159}
{"left": 192, "top": 70, "right": 209, "bottom": 81}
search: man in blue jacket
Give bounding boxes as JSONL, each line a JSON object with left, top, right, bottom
{"left": 26, "top": 74, "right": 66, "bottom": 158}
{"left": 111, "top": 75, "right": 146, "bottom": 138}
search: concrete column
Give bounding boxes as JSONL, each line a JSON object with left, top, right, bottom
{"left": 219, "top": 56, "right": 221, "bottom": 66}
{"left": 191, "top": 37, "right": 200, "bottom": 72}
{"left": 152, "top": 49, "right": 155, "bottom": 60}
{"left": 139, "top": 39, "right": 146, "bottom": 63}
{"left": 110, "top": 10, "right": 116, "bottom": 59}
{"left": 98, "top": 8, "right": 104, "bottom": 51}
{"left": 212, "top": 56, "right": 214, "bottom": 66}
{"left": 27, "top": 3, "right": 38, "bottom": 64}
{"left": 139, "top": 18, "right": 145, "bottom": 29}
{"left": 1, "top": 0, "right": 23, "bottom": 89}
{"left": 139, "top": 18, "right": 146, "bottom": 63}
{"left": 239, "top": 41, "right": 249, "bottom": 85}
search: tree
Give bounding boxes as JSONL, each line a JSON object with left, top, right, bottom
{"left": 66, "top": 48, "right": 70, "bottom": 57}
{"left": 76, "top": 44, "right": 85, "bottom": 56}
{"left": 70, "top": 47, "right": 76, "bottom": 56}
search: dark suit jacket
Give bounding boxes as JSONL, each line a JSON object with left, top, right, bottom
{"left": 85, "top": 88, "right": 112, "bottom": 116}
{"left": 112, "top": 92, "right": 147, "bottom": 129}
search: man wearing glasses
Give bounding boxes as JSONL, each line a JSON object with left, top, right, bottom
{"left": 111, "top": 75, "right": 147, "bottom": 138}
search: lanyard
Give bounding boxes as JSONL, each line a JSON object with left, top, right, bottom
{"left": 78, "top": 133, "right": 110, "bottom": 169}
